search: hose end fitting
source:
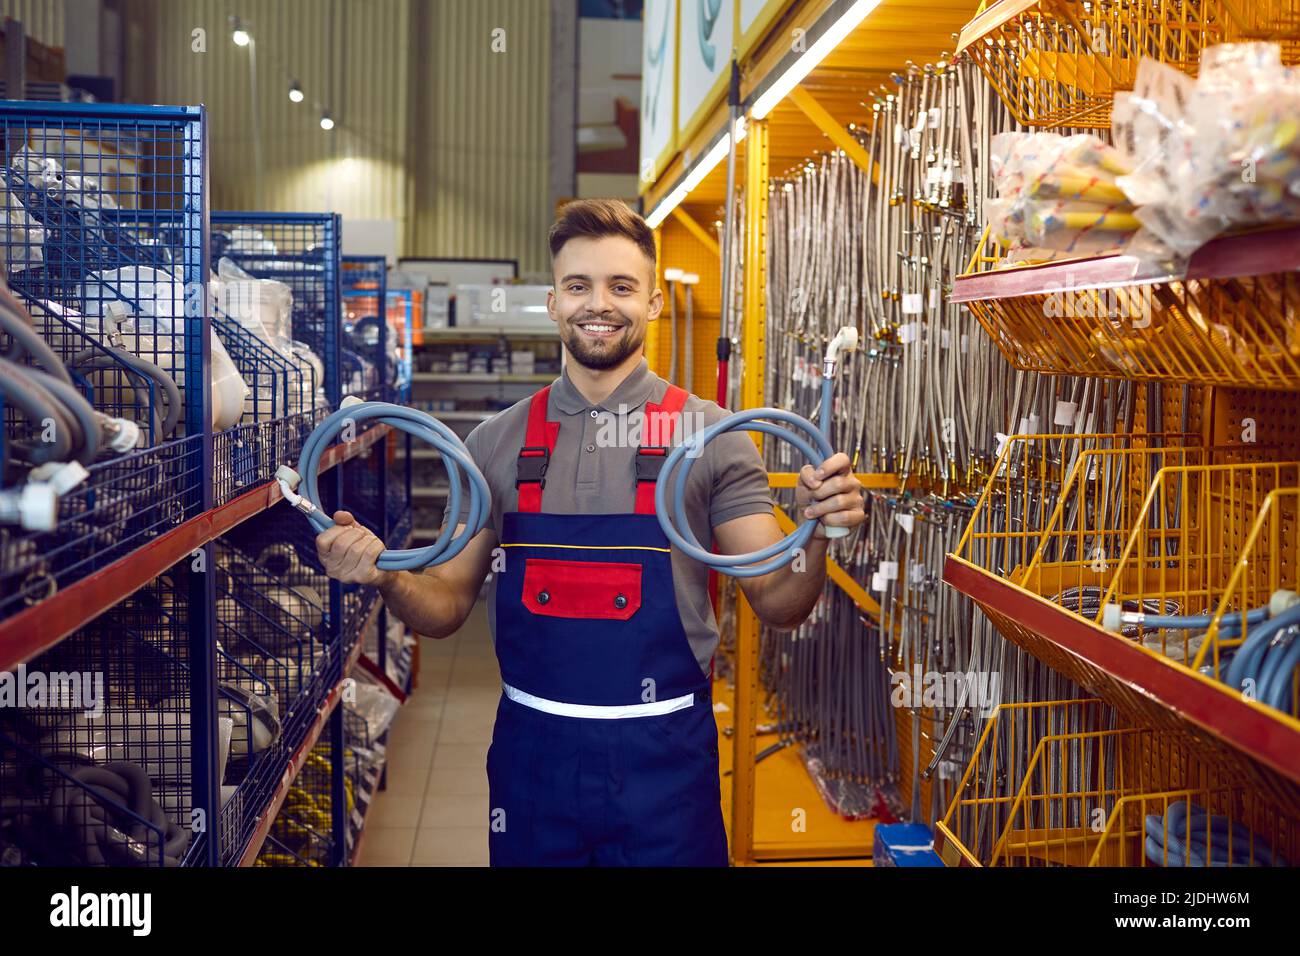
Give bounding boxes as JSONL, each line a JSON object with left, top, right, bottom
{"left": 27, "top": 460, "right": 90, "bottom": 496}
{"left": 275, "top": 465, "right": 316, "bottom": 515}
{"left": 0, "top": 483, "right": 58, "bottom": 531}
{"left": 1102, "top": 603, "right": 1126, "bottom": 633}
{"left": 102, "top": 416, "right": 141, "bottom": 453}
{"left": 1269, "top": 589, "right": 1300, "bottom": 618}
{"left": 340, "top": 395, "right": 365, "bottom": 410}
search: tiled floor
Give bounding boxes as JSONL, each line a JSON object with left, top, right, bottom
{"left": 355, "top": 601, "right": 497, "bottom": 866}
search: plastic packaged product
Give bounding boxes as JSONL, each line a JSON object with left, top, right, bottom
{"left": 79, "top": 266, "right": 248, "bottom": 431}
{"left": 216, "top": 256, "right": 294, "bottom": 351}
{"left": 1114, "top": 43, "right": 1300, "bottom": 260}
{"left": 988, "top": 132, "right": 1137, "bottom": 259}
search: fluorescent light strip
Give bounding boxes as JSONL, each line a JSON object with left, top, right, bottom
{"left": 751, "top": 0, "right": 882, "bottom": 120}
{"left": 645, "top": 132, "right": 731, "bottom": 228}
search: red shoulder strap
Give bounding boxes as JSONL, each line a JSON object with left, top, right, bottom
{"left": 516, "top": 385, "right": 560, "bottom": 513}
{"left": 634, "top": 384, "right": 689, "bottom": 515}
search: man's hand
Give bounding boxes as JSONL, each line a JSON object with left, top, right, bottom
{"left": 316, "top": 510, "right": 391, "bottom": 587}
{"left": 795, "top": 452, "right": 865, "bottom": 539}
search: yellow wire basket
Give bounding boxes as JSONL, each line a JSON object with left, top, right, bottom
{"left": 935, "top": 699, "right": 1298, "bottom": 865}
{"left": 945, "top": 435, "right": 1300, "bottom": 817}
{"left": 957, "top": 0, "right": 1300, "bottom": 129}
{"left": 951, "top": 233, "right": 1300, "bottom": 390}
{"left": 1186, "top": 487, "right": 1300, "bottom": 713}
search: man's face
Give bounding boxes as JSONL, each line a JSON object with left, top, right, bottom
{"left": 548, "top": 235, "right": 662, "bottom": 370}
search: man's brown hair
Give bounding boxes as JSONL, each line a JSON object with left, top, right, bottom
{"left": 548, "top": 199, "right": 656, "bottom": 283}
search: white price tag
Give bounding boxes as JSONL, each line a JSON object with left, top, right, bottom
{"left": 871, "top": 571, "right": 887, "bottom": 592}
{"left": 894, "top": 122, "right": 903, "bottom": 144}
{"left": 929, "top": 288, "right": 942, "bottom": 309}
{"left": 915, "top": 110, "right": 928, "bottom": 132}
{"left": 1054, "top": 401, "right": 1078, "bottom": 426}
{"left": 902, "top": 293, "right": 923, "bottom": 315}
{"left": 1017, "top": 416, "right": 1033, "bottom": 436}
{"left": 879, "top": 561, "right": 899, "bottom": 580}
{"left": 895, "top": 513, "right": 915, "bottom": 535}
{"left": 926, "top": 165, "right": 941, "bottom": 185}
{"left": 929, "top": 107, "right": 942, "bottom": 128}
{"left": 897, "top": 321, "right": 920, "bottom": 344}
{"left": 940, "top": 329, "right": 952, "bottom": 349}
{"left": 910, "top": 562, "right": 927, "bottom": 584}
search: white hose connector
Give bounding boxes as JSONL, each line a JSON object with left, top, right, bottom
{"left": 1269, "top": 589, "right": 1300, "bottom": 618}
{"left": 102, "top": 416, "right": 141, "bottom": 453}
{"left": 0, "top": 482, "right": 58, "bottom": 531}
{"left": 823, "top": 325, "right": 860, "bottom": 378}
{"left": 1102, "top": 603, "right": 1126, "bottom": 633}
{"left": 27, "top": 461, "right": 90, "bottom": 496}
{"left": 275, "top": 464, "right": 317, "bottom": 516}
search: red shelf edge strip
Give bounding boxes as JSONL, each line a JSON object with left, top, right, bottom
{"left": 0, "top": 425, "right": 390, "bottom": 669}
{"left": 943, "top": 555, "right": 1300, "bottom": 787}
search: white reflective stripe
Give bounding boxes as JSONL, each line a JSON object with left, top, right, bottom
{"left": 502, "top": 683, "right": 695, "bottom": 719}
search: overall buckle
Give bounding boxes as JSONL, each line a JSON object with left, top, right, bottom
{"left": 635, "top": 446, "right": 668, "bottom": 483}
{"left": 516, "top": 446, "right": 551, "bottom": 488}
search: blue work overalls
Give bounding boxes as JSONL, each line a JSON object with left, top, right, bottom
{"left": 486, "top": 383, "right": 729, "bottom": 866}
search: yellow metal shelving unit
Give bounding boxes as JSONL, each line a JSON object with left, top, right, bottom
{"left": 644, "top": 0, "right": 983, "bottom": 864}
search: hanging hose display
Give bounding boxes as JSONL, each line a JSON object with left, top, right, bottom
{"left": 741, "top": 55, "right": 1141, "bottom": 818}
{"left": 277, "top": 398, "right": 489, "bottom": 571}
{"left": 656, "top": 326, "right": 858, "bottom": 577}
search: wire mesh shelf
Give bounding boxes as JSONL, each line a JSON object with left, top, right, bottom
{"left": 946, "top": 432, "right": 1300, "bottom": 816}
{"left": 951, "top": 227, "right": 1300, "bottom": 390}
{"left": 342, "top": 255, "right": 391, "bottom": 403}
{"left": 935, "top": 699, "right": 1297, "bottom": 865}
{"left": 956, "top": 0, "right": 1300, "bottom": 129}
{"left": 0, "top": 103, "right": 209, "bottom": 622}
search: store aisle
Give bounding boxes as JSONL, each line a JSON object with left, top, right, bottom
{"left": 357, "top": 603, "right": 498, "bottom": 866}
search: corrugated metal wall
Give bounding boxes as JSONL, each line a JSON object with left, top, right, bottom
{"left": 407, "top": 0, "right": 553, "bottom": 275}
{"left": 0, "top": 0, "right": 65, "bottom": 47}
{"left": 120, "top": 0, "right": 552, "bottom": 272}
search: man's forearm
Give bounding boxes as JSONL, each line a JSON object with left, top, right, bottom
{"left": 377, "top": 570, "right": 468, "bottom": 639}
{"left": 747, "top": 536, "right": 829, "bottom": 630}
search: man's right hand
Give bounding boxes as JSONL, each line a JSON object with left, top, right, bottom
{"left": 316, "top": 510, "right": 392, "bottom": 587}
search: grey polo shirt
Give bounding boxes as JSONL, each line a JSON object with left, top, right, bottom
{"left": 443, "top": 356, "right": 775, "bottom": 676}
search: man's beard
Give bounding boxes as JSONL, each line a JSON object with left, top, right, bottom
{"left": 561, "top": 316, "right": 645, "bottom": 370}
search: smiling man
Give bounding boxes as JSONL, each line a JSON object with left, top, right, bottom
{"left": 316, "top": 199, "right": 865, "bottom": 867}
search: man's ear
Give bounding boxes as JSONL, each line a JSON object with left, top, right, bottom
{"left": 647, "top": 285, "right": 663, "bottom": 322}
{"left": 546, "top": 286, "right": 558, "bottom": 324}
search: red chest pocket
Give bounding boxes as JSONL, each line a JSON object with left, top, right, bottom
{"left": 521, "top": 557, "right": 643, "bottom": 621}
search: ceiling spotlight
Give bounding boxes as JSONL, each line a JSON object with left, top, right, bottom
{"left": 289, "top": 81, "right": 304, "bottom": 103}
{"left": 230, "top": 17, "right": 251, "bottom": 46}
{"left": 320, "top": 112, "right": 335, "bottom": 131}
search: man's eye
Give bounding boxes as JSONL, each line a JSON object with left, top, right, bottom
{"left": 568, "top": 284, "right": 586, "bottom": 293}
{"left": 614, "top": 285, "right": 631, "bottom": 294}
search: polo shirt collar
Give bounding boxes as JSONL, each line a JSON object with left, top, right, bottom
{"left": 551, "top": 356, "right": 656, "bottom": 414}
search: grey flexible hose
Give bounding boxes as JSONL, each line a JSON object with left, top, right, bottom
{"left": 47, "top": 761, "right": 189, "bottom": 866}
{"left": 0, "top": 287, "right": 73, "bottom": 386}
{"left": 17, "top": 365, "right": 102, "bottom": 464}
{"left": 73, "top": 346, "right": 180, "bottom": 441}
{"left": 0, "top": 358, "right": 75, "bottom": 463}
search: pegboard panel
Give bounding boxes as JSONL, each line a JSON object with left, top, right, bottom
{"left": 1208, "top": 387, "right": 1300, "bottom": 588}
{"left": 1132, "top": 383, "right": 1207, "bottom": 438}
{"left": 651, "top": 203, "right": 725, "bottom": 401}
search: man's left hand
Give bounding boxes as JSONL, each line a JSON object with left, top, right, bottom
{"left": 795, "top": 452, "right": 865, "bottom": 540}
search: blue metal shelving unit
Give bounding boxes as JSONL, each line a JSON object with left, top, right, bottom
{"left": 0, "top": 101, "right": 410, "bottom": 865}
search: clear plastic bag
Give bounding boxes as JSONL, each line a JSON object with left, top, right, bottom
{"left": 988, "top": 132, "right": 1137, "bottom": 257}
{"left": 1114, "top": 43, "right": 1300, "bottom": 260}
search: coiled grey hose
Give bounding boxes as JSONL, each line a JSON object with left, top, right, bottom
{"left": 655, "top": 330, "right": 857, "bottom": 577}
{"left": 72, "top": 345, "right": 181, "bottom": 442}
{"left": 0, "top": 358, "right": 76, "bottom": 463}
{"left": 48, "top": 760, "right": 189, "bottom": 866}
{"left": 281, "top": 400, "right": 490, "bottom": 571}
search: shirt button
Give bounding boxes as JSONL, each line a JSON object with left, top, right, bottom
{"left": 589, "top": 409, "right": 599, "bottom": 419}
{"left": 586, "top": 443, "right": 595, "bottom": 453}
